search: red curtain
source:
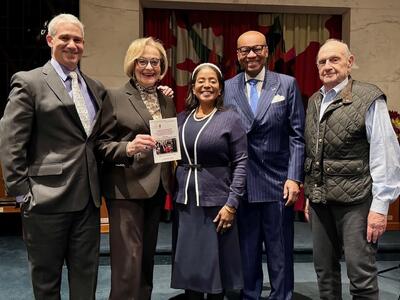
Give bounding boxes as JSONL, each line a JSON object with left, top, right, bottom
{"left": 144, "top": 9, "right": 263, "bottom": 112}
{"left": 144, "top": 9, "right": 341, "bottom": 212}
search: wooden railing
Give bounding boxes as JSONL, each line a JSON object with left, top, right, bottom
{"left": 387, "top": 197, "right": 400, "bottom": 231}
{"left": 0, "top": 164, "right": 110, "bottom": 232}
{"left": 0, "top": 164, "right": 397, "bottom": 231}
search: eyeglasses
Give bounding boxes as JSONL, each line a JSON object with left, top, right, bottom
{"left": 237, "top": 45, "right": 267, "bottom": 56}
{"left": 136, "top": 57, "right": 161, "bottom": 68}
{"left": 316, "top": 56, "right": 341, "bottom": 68}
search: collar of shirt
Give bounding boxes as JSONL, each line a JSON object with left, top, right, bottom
{"left": 50, "top": 58, "right": 97, "bottom": 121}
{"left": 319, "top": 77, "right": 349, "bottom": 119}
{"left": 50, "top": 58, "right": 81, "bottom": 83}
{"left": 319, "top": 76, "right": 349, "bottom": 99}
{"left": 244, "top": 66, "right": 265, "bottom": 83}
{"left": 244, "top": 67, "right": 265, "bottom": 100}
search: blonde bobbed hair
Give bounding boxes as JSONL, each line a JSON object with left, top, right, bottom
{"left": 123, "top": 37, "right": 168, "bottom": 79}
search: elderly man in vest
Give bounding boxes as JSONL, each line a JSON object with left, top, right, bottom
{"left": 304, "top": 39, "right": 400, "bottom": 300}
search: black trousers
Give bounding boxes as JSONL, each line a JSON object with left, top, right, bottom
{"left": 310, "top": 199, "right": 378, "bottom": 300}
{"left": 107, "top": 187, "right": 165, "bottom": 300}
{"left": 22, "top": 200, "right": 100, "bottom": 300}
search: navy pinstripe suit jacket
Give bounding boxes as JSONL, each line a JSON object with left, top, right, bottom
{"left": 224, "top": 69, "right": 305, "bottom": 202}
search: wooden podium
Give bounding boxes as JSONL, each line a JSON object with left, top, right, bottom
{"left": 0, "top": 165, "right": 110, "bottom": 232}
{"left": 100, "top": 199, "right": 109, "bottom": 233}
{"left": 0, "top": 170, "right": 18, "bottom": 213}
{"left": 387, "top": 196, "right": 400, "bottom": 231}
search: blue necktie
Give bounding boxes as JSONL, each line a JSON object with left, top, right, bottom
{"left": 248, "top": 79, "right": 259, "bottom": 114}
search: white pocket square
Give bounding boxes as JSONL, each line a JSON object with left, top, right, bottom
{"left": 272, "top": 94, "right": 285, "bottom": 103}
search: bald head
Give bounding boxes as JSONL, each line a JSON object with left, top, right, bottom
{"left": 237, "top": 31, "right": 266, "bottom": 48}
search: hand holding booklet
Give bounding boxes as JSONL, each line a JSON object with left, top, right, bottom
{"left": 149, "top": 117, "right": 181, "bottom": 163}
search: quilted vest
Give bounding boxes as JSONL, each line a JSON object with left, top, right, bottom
{"left": 304, "top": 79, "right": 385, "bottom": 204}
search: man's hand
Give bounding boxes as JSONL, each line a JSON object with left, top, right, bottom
{"left": 367, "top": 211, "right": 387, "bottom": 243}
{"left": 157, "top": 85, "right": 174, "bottom": 98}
{"left": 283, "top": 179, "right": 300, "bottom": 206}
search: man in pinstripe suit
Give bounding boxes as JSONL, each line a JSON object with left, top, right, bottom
{"left": 224, "top": 31, "right": 305, "bottom": 300}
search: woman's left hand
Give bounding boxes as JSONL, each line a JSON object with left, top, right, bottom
{"left": 157, "top": 85, "right": 174, "bottom": 98}
{"left": 213, "top": 205, "right": 236, "bottom": 233}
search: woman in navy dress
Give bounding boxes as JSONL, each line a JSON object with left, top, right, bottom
{"left": 171, "top": 63, "right": 248, "bottom": 299}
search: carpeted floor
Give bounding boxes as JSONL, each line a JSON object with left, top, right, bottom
{"left": 0, "top": 221, "right": 399, "bottom": 299}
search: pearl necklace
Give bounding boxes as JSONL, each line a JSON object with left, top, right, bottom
{"left": 193, "top": 107, "right": 217, "bottom": 121}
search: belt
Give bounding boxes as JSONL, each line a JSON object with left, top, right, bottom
{"left": 178, "top": 162, "right": 231, "bottom": 171}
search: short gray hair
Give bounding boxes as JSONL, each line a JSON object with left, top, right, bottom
{"left": 317, "top": 39, "right": 352, "bottom": 63}
{"left": 47, "top": 13, "right": 84, "bottom": 37}
{"left": 324, "top": 39, "right": 352, "bottom": 56}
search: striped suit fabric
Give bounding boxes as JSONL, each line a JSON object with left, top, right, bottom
{"left": 224, "top": 69, "right": 305, "bottom": 300}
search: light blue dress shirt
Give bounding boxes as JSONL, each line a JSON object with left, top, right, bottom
{"left": 319, "top": 77, "right": 400, "bottom": 215}
{"left": 51, "top": 58, "right": 97, "bottom": 123}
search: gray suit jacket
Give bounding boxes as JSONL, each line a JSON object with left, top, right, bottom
{"left": 0, "top": 61, "right": 105, "bottom": 213}
{"left": 96, "top": 80, "right": 176, "bottom": 199}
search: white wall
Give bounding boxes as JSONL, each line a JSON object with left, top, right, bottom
{"left": 81, "top": 0, "right": 400, "bottom": 110}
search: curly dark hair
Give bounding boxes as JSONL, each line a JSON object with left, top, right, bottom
{"left": 185, "top": 63, "right": 225, "bottom": 112}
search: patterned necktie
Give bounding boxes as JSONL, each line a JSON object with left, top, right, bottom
{"left": 69, "top": 71, "right": 91, "bottom": 135}
{"left": 248, "top": 79, "right": 259, "bottom": 114}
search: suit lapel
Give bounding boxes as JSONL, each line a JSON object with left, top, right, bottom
{"left": 42, "top": 62, "right": 85, "bottom": 133}
{"left": 125, "top": 80, "right": 152, "bottom": 130}
{"left": 82, "top": 73, "right": 102, "bottom": 109}
{"left": 231, "top": 73, "right": 254, "bottom": 128}
{"left": 257, "top": 70, "right": 280, "bottom": 121}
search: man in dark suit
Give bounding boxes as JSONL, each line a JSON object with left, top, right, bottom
{"left": 0, "top": 14, "right": 105, "bottom": 299}
{"left": 224, "top": 31, "right": 305, "bottom": 300}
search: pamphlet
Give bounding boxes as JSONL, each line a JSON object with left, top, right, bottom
{"left": 149, "top": 117, "right": 181, "bottom": 163}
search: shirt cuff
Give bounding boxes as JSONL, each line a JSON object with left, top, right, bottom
{"left": 125, "top": 141, "right": 133, "bottom": 157}
{"left": 226, "top": 197, "right": 239, "bottom": 209}
{"left": 15, "top": 195, "right": 25, "bottom": 203}
{"left": 369, "top": 198, "right": 390, "bottom": 215}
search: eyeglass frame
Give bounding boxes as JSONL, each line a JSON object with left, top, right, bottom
{"left": 136, "top": 57, "right": 161, "bottom": 68}
{"left": 237, "top": 45, "right": 267, "bottom": 56}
